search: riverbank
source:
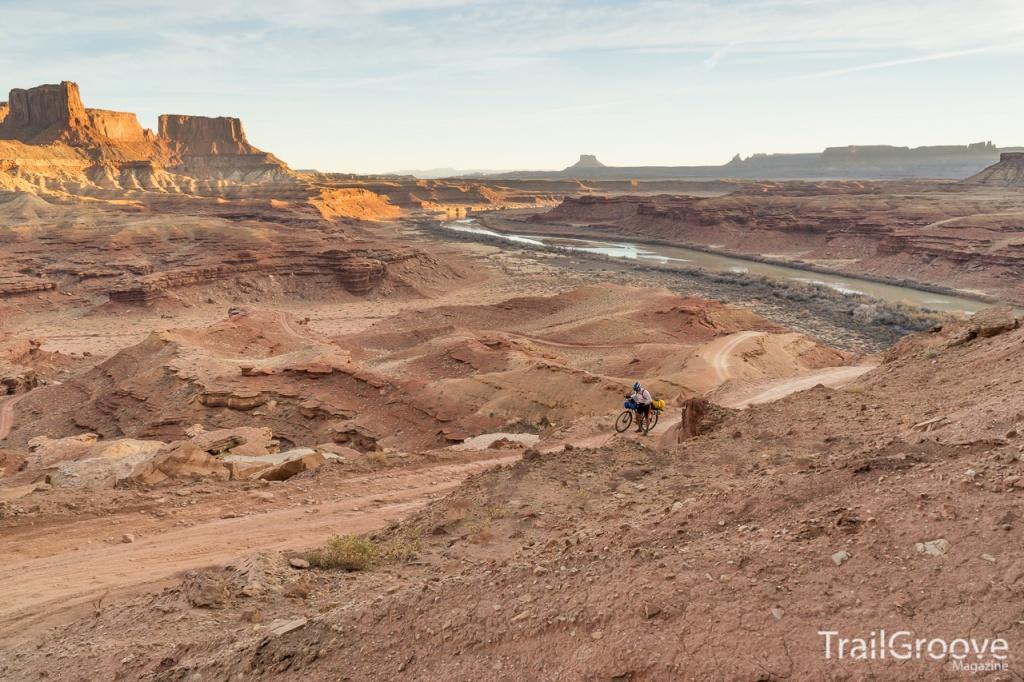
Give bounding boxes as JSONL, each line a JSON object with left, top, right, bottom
{"left": 475, "top": 211, "right": 1000, "bottom": 306}
{"left": 412, "top": 218, "right": 947, "bottom": 353}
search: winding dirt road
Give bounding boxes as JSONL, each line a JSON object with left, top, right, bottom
{"left": 705, "top": 331, "right": 766, "bottom": 381}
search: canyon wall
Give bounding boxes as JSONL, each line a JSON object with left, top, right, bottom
{"left": 85, "top": 108, "right": 148, "bottom": 142}
{"left": 0, "top": 81, "right": 152, "bottom": 147}
{"left": 0, "top": 81, "right": 91, "bottom": 144}
{"left": 158, "top": 114, "right": 256, "bottom": 155}
{"left": 0, "top": 81, "right": 299, "bottom": 196}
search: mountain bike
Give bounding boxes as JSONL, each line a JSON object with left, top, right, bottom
{"left": 615, "top": 399, "right": 661, "bottom": 434}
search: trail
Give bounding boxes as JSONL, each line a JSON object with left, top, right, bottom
{"left": 606, "top": 331, "right": 770, "bottom": 444}
{"left": 0, "top": 455, "right": 517, "bottom": 644}
{"left": 0, "top": 391, "right": 31, "bottom": 440}
{"left": 705, "top": 331, "right": 766, "bottom": 381}
{"left": 716, "top": 363, "right": 876, "bottom": 409}
{"left": 505, "top": 331, "right": 674, "bottom": 351}
{"left": 921, "top": 211, "right": 1024, "bottom": 230}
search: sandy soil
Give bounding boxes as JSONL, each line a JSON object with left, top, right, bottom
{"left": 0, "top": 454, "right": 516, "bottom": 646}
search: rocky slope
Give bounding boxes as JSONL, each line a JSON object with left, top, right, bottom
{"left": 2, "top": 308, "right": 1020, "bottom": 680}
{"left": 2, "top": 286, "right": 847, "bottom": 455}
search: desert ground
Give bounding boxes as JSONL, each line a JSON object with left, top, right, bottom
{"left": 1, "top": 82, "right": 1023, "bottom": 680}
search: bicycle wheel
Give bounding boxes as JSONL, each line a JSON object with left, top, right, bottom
{"left": 614, "top": 410, "right": 633, "bottom": 433}
{"left": 646, "top": 411, "right": 660, "bottom": 433}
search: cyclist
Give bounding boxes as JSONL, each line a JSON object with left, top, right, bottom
{"left": 629, "top": 381, "right": 653, "bottom": 433}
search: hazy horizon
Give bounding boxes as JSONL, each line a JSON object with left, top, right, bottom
{"left": 3, "top": 0, "right": 1022, "bottom": 173}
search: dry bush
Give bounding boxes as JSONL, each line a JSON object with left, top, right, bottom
{"left": 382, "top": 527, "right": 422, "bottom": 563}
{"left": 307, "top": 535, "right": 379, "bottom": 571}
{"left": 467, "top": 520, "right": 495, "bottom": 544}
{"left": 366, "top": 452, "right": 388, "bottom": 467}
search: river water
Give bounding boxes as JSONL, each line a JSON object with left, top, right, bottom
{"left": 443, "top": 219, "right": 990, "bottom": 314}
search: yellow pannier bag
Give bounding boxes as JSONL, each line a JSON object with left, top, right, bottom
{"left": 652, "top": 399, "right": 666, "bottom": 410}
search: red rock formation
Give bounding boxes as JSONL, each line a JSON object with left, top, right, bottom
{"left": 676, "top": 397, "right": 729, "bottom": 441}
{"left": 0, "top": 81, "right": 152, "bottom": 147}
{"left": 0, "top": 81, "right": 292, "bottom": 192}
{"left": 0, "top": 82, "right": 91, "bottom": 144}
{"left": 105, "top": 250, "right": 389, "bottom": 303}
{"left": 85, "top": 108, "right": 148, "bottom": 142}
{"left": 158, "top": 114, "right": 257, "bottom": 155}
{"left": 0, "top": 272, "right": 57, "bottom": 297}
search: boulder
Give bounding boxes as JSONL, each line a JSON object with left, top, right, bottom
{"left": 329, "top": 423, "right": 379, "bottom": 452}
{"left": 313, "top": 443, "right": 363, "bottom": 460}
{"left": 45, "top": 438, "right": 164, "bottom": 489}
{"left": 221, "top": 448, "right": 326, "bottom": 481}
{"left": 27, "top": 433, "right": 100, "bottom": 467}
{"left": 258, "top": 451, "right": 326, "bottom": 482}
{"left": 970, "top": 306, "right": 1019, "bottom": 338}
{"left": 127, "top": 441, "right": 229, "bottom": 485}
{"left": 189, "top": 426, "right": 277, "bottom": 456}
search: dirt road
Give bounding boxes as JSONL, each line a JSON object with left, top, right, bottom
{"left": 705, "top": 331, "right": 766, "bottom": 381}
{"left": 0, "top": 455, "right": 517, "bottom": 645}
{"left": 0, "top": 391, "right": 30, "bottom": 440}
{"left": 716, "top": 363, "right": 876, "bottom": 409}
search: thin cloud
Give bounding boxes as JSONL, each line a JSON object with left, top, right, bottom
{"left": 791, "top": 43, "right": 1016, "bottom": 80}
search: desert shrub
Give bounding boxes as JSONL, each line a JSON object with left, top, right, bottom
{"left": 366, "top": 452, "right": 388, "bottom": 467}
{"left": 381, "top": 527, "right": 422, "bottom": 563}
{"left": 467, "top": 520, "right": 495, "bottom": 544}
{"left": 307, "top": 534, "right": 379, "bottom": 570}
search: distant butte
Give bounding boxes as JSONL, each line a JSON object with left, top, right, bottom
{"left": 474, "top": 141, "right": 1024, "bottom": 181}
{"left": 566, "top": 154, "right": 606, "bottom": 170}
{"left": 967, "top": 152, "right": 1024, "bottom": 187}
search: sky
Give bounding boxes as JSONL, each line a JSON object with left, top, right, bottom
{"left": 1, "top": 0, "right": 1022, "bottom": 173}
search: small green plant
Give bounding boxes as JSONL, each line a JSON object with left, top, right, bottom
{"left": 307, "top": 534, "right": 379, "bottom": 571}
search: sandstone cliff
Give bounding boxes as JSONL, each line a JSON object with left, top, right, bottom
{"left": 158, "top": 114, "right": 257, "bottom": 156}
{"left": 0, "top": 81, "right": 92, "bottom": 145}
{"left": 0, "top": 81, "right": 298, "bottom": 197}
{"left": 85, "top": 108, "right": 150, "bottom": 143}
